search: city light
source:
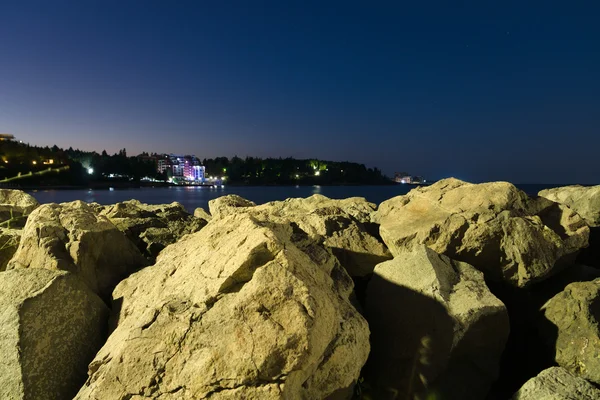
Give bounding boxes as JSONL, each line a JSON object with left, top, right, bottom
{"left": 88, "top": 168, "right": 94, "bottom": 174}
{"left": 314, "top": 171, "right": 320, "bottom": 176}
{"left": 32, "top": 160, "right": 37, "bottom": 165}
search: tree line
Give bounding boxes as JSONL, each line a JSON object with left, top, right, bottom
{"left": 1, "top": 140, "right": 390, "bottom": 186}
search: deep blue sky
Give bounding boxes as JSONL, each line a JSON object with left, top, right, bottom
{"left": 1, "top": 1, "right": 599, "bottom": 183}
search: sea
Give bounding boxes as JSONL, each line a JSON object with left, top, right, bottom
{"left": 26, "top": 184, "right": 574, "bottom": 213}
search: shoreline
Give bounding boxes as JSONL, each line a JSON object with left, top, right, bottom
{"left": 3, "top": 181, "right": 407, "bottom": 191}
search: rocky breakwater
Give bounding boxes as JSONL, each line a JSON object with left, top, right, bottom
{"left": 75, "top": 212, "right": 370, "bottom": 399}
{"left": 374, "top": 178, "right": 589, "bottom": 287}
{"left": 0, "top": 180, "right": 598, "bottom": 400}
{"left": 369, "top": 178, "right": 598, "bottom": 399}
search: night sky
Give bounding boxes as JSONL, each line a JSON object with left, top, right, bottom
{"left": 1, "top": 1, "right": 599, "bottom": 183}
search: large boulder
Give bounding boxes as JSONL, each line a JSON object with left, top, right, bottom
{"left": 375, "top": 178, "right": 589, "bottom": 287}
{"left": 209, "top": 194, "right": 391, "bottom": 277}
{"left": 0, "top": 227, "right": 20, "bottom": 271}
{"left": 75, "top": 213, "right": 370, "bottom": 399}
{"left": 0, "top": 269, "right": 108, "bottom": 400}
{"left": 512, "top": 367, "right": 600, "bottom": 400}
{"left": 541, "top": 279, "right": 600, "bottom": 384}
{"left": 7, "top": 201, "right": 148, "bottom": 300}
{"left": 98, "top": 200, "right": 207, "bottom": 260}
{"left": 539, "top": 185, "right": 600, "bottom": 227}
{"left": 365, "top": 246, "right": 509, "bottom": 399}
{"left": 0, "top": 189, "right": 39, "bottom": 228}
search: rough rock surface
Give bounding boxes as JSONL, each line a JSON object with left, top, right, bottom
{"left": 0, "top": 227, "right": 21, "bottom": 271}
{"left": 7, "top": 200, "right": 147, "bottom": 300}
{"left": 541, "top": 279, "right": 600, "bottom": 384}
{"left": 75, "top": 213, "right": 370, "bottom": 399}
{"left": 0, "top": 189, "right": 39, "bottom": 228}
{"left": 538, "top": 186, "right": 600, "bottom": 268}
{"left": 210, "top": 194, "right": 391, "bottom": 277}
{"left": 539, "top": 185, "right": 600, "bottom": 227}
{"left": 193, "top": 206, "right": 212, "bottom": 223}
{"left": 0, "top": 269, "right": 108, "bottom": 400}
{"left": 375, "top": 178, "right": 589, "bottom": 287}
{"left": 365, "top": 246, "right": 509, "bottom": 399}
{"left": 208, "top": 194, "right": 256, "bottom": 219}
{"left": 512, "top": 367, "right": 600, "bottom": 400}
{"left": 98, "top": 200, "right": 207, "bottom": 259}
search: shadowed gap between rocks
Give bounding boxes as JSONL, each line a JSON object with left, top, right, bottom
{"left": 362, "top": 274, "right": 454, "bottom": 400}
{"left": 485, "top": 280, "right": 559, "bottom": 400}
{"left": 578, "top": 227, "right": 600, "bottom": 268}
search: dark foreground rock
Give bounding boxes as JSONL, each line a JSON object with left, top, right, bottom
{"left": 512, "top": 367, "right": 600, "bottom": 400}
{"left": 75, "top": 213, "right": 369, "bottom": 399}
{"left": 7, "top": 200, "right": 148, "bottom": 300}
{"left": 98, "top": 199, "right": 207, "bottom": 260}
{"left": 375, "top": 178, "right": 589, "bottom": 287}
{"left": 0, "top": 269, "right": 108, "bottom": 400}
{"left": 365, "top": 246, "right": 509, "bottom": 399}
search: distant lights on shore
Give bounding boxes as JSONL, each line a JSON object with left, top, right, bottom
{"left": 87, "top": 168, "right": 94, "bottom": 175}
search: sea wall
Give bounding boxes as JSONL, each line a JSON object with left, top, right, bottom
{"left": 0, "top": 179, "right": 599, "bottom": 399}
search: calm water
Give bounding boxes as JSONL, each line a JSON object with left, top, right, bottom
{"left": 27, "top": 184, "right": 571, "bottom": 213}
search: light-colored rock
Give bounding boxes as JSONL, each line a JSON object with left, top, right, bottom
{"left": 365, "top": 246, "right": 509, "bottom": 399}
{"left": 75, "top": 213, "right": 369, "bottom": 400}
{"left": 539, "top": 185, "right": 600, "bottom": 227}
{"left": 98, "top": 200, "right": 207, "bottom": 259}
{"left": 0, "top": 228, "right": 20, "bottom": 271}
{"left": 375, "top": 178, "right": 590, "bottom": 287}
{"left": 193, "top": 206, "right": 212, "bottom": 222}
{"left": 7, "top": 200, "right": 147, "bottom": 300}
{"left": 208, "top": 194, "right": 256, "bottom": 219}
{"left": 0, "top": 189, "right": 39, "bottom": 228}
{"left": 209, "top": 194, "right": 391, "bottom": 277}
{"left": 0, "top": 269, "right": 108, "bottom": 400}
{"left": 512, "top": 366, "right": 600, "bottom": 400}
{"left": 541, "top": 279, "right": 600, "bottom": 384}
{"left": 539, "top": 186, "right": 600, "bottom": 268}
